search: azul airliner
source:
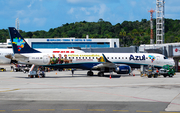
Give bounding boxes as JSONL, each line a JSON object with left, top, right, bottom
{"left": 8, "top": 27, "right": 175, "bottom": 76}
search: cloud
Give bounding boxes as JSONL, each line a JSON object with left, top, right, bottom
{"left": 81, "top": 7, "right": 90, "bottom": 15}
{"left": 27, "top": 0, "right": 34, "bottom": 8}
{"left": 130, "top": 1, "right": 136, "bottom": 7}
{"left": 99, "top": 4, "right": 106, "bottom": 17}
{"left": 21, "top": 18, "right": 31, "bottom": 24}
{"left": 66, "top": 0, "right": 83, "bottom": 3}
{"left": 33, "top": 18, "right": 46, "bottom": 27}
{"left": 66, "top": 0, "right": 119, "bottom": 4}
{"left": 68, "top": 8, "right": 74, "bottom": 14}
{"left": 89, "top": 6, "right": 98, "bottom": 13}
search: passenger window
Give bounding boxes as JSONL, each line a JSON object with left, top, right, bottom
{"left": 72, "top": 57, "right": 74, "bottom": 59}
{"left": 115, "top": 57, "right": 117, "bottom": 59}
{"left": 79, "top": 57, "right": 81, "bottom": 59}
{"left": 92, "top": 57, "right": 94, "bottom": 59}
{"left": 119, "top": 57, "right": 120, "bottom": 59}
{"left": 89, "top": 57, "right": 91, "bottom": 59}
{"left": 76, "top": 57, "right": 78, "bottom": 59}
{"left": 122, "top": 57, "right": 124, "bottom": 59}
{"left": 112, "top": 57, "right": 113, "bottom": 59}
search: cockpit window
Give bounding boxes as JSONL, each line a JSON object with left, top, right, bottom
{"left": 164, "top": 57, "right": 168, "bottom": 59}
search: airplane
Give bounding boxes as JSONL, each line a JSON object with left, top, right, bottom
{"left": 0, "top": 45, "right": 85, "bottom": 64}
{"left": 8, "top": 27, "right": 175, "bottom": 77}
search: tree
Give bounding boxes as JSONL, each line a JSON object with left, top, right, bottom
{"left": 67, "top": 30, "right": 76, "bottom": 37}
{"left": 26, "top": 32, "right": 33, "bottom": 38}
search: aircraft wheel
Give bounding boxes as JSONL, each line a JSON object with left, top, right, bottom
{"left": 42, "top": 74, "right": 45, "bottom": 78}
{"left": 163, "top": 75, "right": 167, "bottom": 78}
{"left": 87, "top": 71, "right": 93, "bottom": 76}
{"left": 169, "top": 74, "right": 173, "bottom": 78}
{"left": 98, "top": 72, "right": 104, "bottom": 77}
{"left": 154, "top": 74, "right": 158, "bottom": 78}
{"left": 148, "top": 75, "right": 152, "bottom": 78}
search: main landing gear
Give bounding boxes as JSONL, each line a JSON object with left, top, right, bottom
{"left": 98, "top": 72, "right": 104, "bottom": 77}
{"left": 87, "top": 71, "right": 94, "bottom": 76}
{"left": 87, "top": 71, "right": 105, "bottom": 77}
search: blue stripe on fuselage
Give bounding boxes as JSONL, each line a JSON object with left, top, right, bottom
{"left": 43, "top": 62, "right": 100, "bottom": 70}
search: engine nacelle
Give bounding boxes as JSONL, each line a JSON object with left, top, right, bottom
{"left": 115, "top": 65, "right": 131, "bottom": 74}
{"left": 27, "top": 55, "right": 50, "bottom": 65}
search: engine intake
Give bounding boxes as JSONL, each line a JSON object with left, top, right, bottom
{"left": 115, "top": 65, "right": 131, "bottom": 74}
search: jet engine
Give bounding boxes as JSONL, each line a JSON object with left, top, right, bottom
{"left": 26, "top": 55, "right": 50, "bottom": 65}
{"left": 115, "top": 65, "right": 131, "bottom": 74}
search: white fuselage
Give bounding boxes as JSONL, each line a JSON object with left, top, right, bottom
{"left": 0, "top": 48, "right": 85, "bottom": 64}
{"left": 16, "top": 53, "right": 175, "bottom": 68}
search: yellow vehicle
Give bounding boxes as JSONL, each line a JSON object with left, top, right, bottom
{"left": 0, "top": 68, "right": 6, "bottom": 72}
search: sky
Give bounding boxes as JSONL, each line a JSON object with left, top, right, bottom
{"left": 0, "top": 0, "right": 180, "bottom": 32}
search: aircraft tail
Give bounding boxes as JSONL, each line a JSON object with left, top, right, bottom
{"left": 8, "top": 27, "right": 40, "bottom": 54}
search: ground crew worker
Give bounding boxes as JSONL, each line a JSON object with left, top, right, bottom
{"left": 71, "top": 68, "right": 75, "bottom": 76}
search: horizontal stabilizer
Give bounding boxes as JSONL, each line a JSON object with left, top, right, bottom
{"left": 14, "top": 54, "right": 28, "bottom": 59}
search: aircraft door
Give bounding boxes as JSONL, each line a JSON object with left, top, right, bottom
{"left": 43, "top": 55, "right": 50, "bottom": 65}
{"left": 156, "top": 56, "right": 160, "bottom": 64}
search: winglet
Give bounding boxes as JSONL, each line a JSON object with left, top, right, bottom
{"left": 8, "top": 27, "right": 41, "bottom": 54}
{"left": 102, "top": 54, "right": 111, "bottom": 63}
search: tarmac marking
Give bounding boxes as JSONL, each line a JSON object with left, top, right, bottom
{"left": 10, "top": 79, "right": 180, "bottom": 106}
{"left": 88, "top": 109, "right": 105, "bottom": 111}
{"left": 0, "top": 89, "right": 19, "bottom": 93}
{"left": 38, "top": 109, "right": 55, "bottom": 111}
{"left": 0, "top": 110, "right": 5, "bottom": 112}
{"left": 113, "top": 110, "right": 129, "bottom": 112}
{"left": 12, "top": 109, "right": 30, "bottom": 111}
{"left": 136, "top": 111, "right": 152, "bottom": 112}
{"left": 159, "top": 111, "right": 180, "bottom": 113}
{"left": 63, "top": 109, "right": 80, "bottom": 111}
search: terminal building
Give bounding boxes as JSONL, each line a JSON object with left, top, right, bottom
{"left": 6, "top": 38, "right": 119, "bottom": 49}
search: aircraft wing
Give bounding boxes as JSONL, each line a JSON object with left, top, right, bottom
{"left": 92, "top": 54, "right": 116, "bottom": 69}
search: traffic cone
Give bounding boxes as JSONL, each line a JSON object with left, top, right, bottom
{"left": 56, "top": 72, "right": 57, "bottom": 75}
{"left": 110, "top": 74, "right": 111, "bottom": 79}
{"left": 133, "top": 73, "right": 135, "bottom": 76}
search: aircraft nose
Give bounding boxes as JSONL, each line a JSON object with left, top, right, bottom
{"left": 171, "top": 59, "right": 175, "bottom": 66}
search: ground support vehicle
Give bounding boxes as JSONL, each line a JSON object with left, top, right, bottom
{"left": 159, "top": 65, "right": 175, "bottom": 77}
{"left": 0, "top": 68, "right": 6, "bottom": 72}
{"left": 28, "top": 64, "right": 46, "bottom": 78}
{"left": 144, "top": 65, "right": 159, "bottom": 78}
{"left": 14, "top": 67, "right": 23, "bottom": 72}
{"left": 23, "top": 67, "right": 30, "bottom": 73}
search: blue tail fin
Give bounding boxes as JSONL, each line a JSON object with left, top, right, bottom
{"left": 8, "top": 27, "right": 41, "bottom": 54}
